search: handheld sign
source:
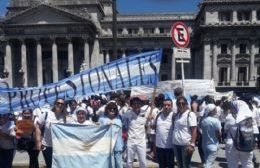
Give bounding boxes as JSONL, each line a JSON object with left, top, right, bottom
{"left": 16, "top": 120, "right": 34, "bottom": 137}
{"left": 170, "top": 22, "right": 190, "bottom": 48}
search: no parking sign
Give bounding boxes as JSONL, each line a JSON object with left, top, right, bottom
{"left": 170, "top": 22, "right": 190, "bottom": 48}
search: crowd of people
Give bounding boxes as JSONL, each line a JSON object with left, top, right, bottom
{"left": 0, "top": 87, "right": 260, "bottom": 168}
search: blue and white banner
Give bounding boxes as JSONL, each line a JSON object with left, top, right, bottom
{"left": 0, "top": 50, "right": 162, "bottom": 113}
{"left": 51, "top": 124, "right": 121, "bottom": 168}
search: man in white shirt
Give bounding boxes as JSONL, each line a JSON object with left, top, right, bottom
{"left": 123, "top": 97, "right": 153, "bottom": 168}
{"left": 155, "top": 98, "right": 175, "bottom": 168}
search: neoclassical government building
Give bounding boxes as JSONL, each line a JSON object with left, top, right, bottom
{"left": 0, "top": 0, "right": 259, "bottom": 92}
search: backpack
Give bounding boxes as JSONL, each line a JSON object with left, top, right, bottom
{"left": 232, "top": 117, "right": 255, "bottom": 152}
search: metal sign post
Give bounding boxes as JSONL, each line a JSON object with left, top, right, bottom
{"left": 171, "top": 22, "right": 190, "bottom": 90}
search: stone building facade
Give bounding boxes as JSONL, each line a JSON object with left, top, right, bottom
{"left": 0, "top": 0, "right": 259, "bottom": 93}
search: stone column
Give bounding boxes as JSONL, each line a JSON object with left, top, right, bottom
{"left": 171, "top": 47, "right": 176, "bottom": 80}
{"left": 227, "top": 67, "right": 230, "bottom": 83}
{"left": 122, "top": 49, "right": 126, "bottom": 58}
{"left": 106, "top": 50, "right": 110, "bottom": 63}
{"left": 21, "top": 40, "right": 28, "bottom": 87}
{"left": 83, "top": 38, "right": 90, "bottom": 69}
{"left": 252, "top": 10, "right": 257, "bottom": 23}
{"left": 231, "top": 40, "right": 237, "bottom": 86}
{"left": 249, "top": 42, "right": 256, "bottom": 86}
{"left": 203, "top": 39, "right": 211, "bottom": 79}
{"left": 4, "top": 41, "right": 13, "bottom": 87}
{"left": 212, "top": 41, "right": 218, "bottom": 83}
{"left": 52, "top": 39, "right": 58, "bottom": 82}
{"left": 91, "top": 36, "right": 102, "bottom": 68}
{"left": 233, "top": 10, "right": 237, "bottom": 23}
{"left": 68, "top": 39, "right": 74, "bottom": 75}
{"left": 36, "top": 40, "right": 43, "bottom": 86}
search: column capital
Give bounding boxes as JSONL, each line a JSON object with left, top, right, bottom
{"left": 17, "top": 38, "right": 26, "bottom": 43}
{"left": 66, "top": 36, "right": 73, "bottom": 42}
{"left": 82, "top": 35, "right": 90, "bottom": 42}
{"left": 35, "top": 38, "right": 42, "bottom": 43}
{"left": 250, "top": 38, "right": 257, "bottom": 44}
{"left": 50, "top": 36, "right": 57, "bottom": 42}
{"left": 203, "top": 38, "right": 211, "bottom": 43}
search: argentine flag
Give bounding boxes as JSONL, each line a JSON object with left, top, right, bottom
{"left": 51, "top": 124, "right": 121, "bottom": 168}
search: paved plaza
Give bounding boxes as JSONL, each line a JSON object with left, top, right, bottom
{"left": 12, "top": 144, "right": 260, "bottom": 168}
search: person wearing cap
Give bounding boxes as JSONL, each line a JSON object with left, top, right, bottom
{"left": 123, "top": 97, "right": 154, "bottom": 168}
{"left": 75, "top": 107, "right": 94, "bottom": 125}
{"left": 200, "top": 104, "right": 221, "bottom": 168}
{"left": 99, "top": 101, "right": 123, "bottom": 168}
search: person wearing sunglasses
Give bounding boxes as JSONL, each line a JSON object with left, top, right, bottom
{"left": 99, "top": 101, "right": 123, "bottom": 168}
{"left": 172, "top": 96, "right": 197, "bottom": 168}
{"left": 35, "top": 98, "right": 67, "bottom": 168}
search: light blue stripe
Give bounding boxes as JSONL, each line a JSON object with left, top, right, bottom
{"left": 51, "top": 124, "right": 121, "bottom": 168}
{"left": 0, "top": 49, "right": 162, "bottom": 113}
{"left": 52, "top": 153, "right": 112, "bottom": 168}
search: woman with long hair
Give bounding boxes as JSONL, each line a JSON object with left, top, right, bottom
{"left": 36, "top": 98, "right": 67, "bottom": 168}
{"left": 99, "top": 101, "right": 123, "bottom": 168}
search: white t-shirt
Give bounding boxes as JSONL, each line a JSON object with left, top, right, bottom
{"left": 37, "top": 109, "right": 66, "bottom": 147}
{"left": 155, "top": 111, "right": 174, "bottom": 148}
{"left": 172, "top": 110, "right": 197, "bottom": 146}
{"left": 253, "top": 105, "right": 260, "bottom": 127}
{"left": 118, "top": 105, "right": 129, "bottom": 116}
{"left": 123, "top": 109, "right": 149, "bottom": 142}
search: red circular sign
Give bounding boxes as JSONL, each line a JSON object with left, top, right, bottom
{"left": 170, "top": 22, "right": 190, "bottom": 48}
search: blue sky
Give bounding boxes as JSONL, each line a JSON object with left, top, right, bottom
{"left": 0, "top": 0, "right": 200, "bottom": 16}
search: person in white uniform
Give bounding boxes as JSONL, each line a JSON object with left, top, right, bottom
{"left": 223, "top": 99, "right": 258, "bottom": 168}
{"left": 123, "top": 97, "right": 153, "bottom": 168}
{"left": 155, "top": 98, "right": 175, "bottom": 168}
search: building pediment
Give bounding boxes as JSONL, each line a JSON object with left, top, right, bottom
{"left": 4, "top": 4, "right": 92, "bottom": 25}
{"left": 236, "top": 57, "right": 250, "bottom": 63}
{"left": 217, "top": 57, "right": 231, "bottom": 63}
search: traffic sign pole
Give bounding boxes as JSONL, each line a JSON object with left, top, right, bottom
{"left": 181, "top": 58, "right": 185, "bottom": 89}
{"left": 170, "top": 22, "right": 190, "bottom": 91}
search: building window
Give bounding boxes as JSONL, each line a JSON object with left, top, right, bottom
{"left": 238, "top": 67, "right": 247, "bottom": 82}
{"left": 161, "top": 74, "right": 168, "bottom": 81}
{"left": 162, "top": 54, "right": 168, "bottom": 64}
{"left": 117, "top": 28, "right": 123, "bottom": 35}
{"left": 144, "top": 28, "right": 154, "bottom": 34}
{"left": 221, "top": 44, "right": 228, "bottom": 54}
{"left": 239, "top": 43, "right": 247, "bottom": 54}
{"left": 219, "top": 67, "right": 228, "bottom": 83}
{"left": 237, "top": 11, "right": 251, "bottom": 21}
{"left": 219, "top": 11, "right": 231, "bottom": 21}
{"left": 159, "top": 28, "right": 164, "bottom": 34}
{"left": 128, "top": 28, "right": 138, "bottom": 35}
{"left": 257, "top": 11, "right": 260, "bottom": 20}
{"left": 257, "top": 67, "right": 260, "bottom": 87}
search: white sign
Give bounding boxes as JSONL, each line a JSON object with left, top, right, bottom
{"left": 173, "top": 47, "right": 191, "bottom": 59}
{"left": 131, "top": 80, "right": 216, "bottom": 98}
